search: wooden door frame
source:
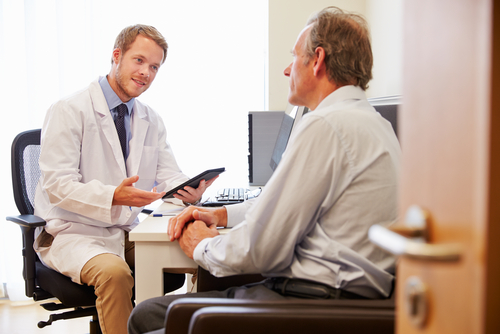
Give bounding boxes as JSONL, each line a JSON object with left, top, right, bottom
{"left": 399, "top": 0, "right": 500, "bottom": 332}
{"left": 485, "top": 1, "right": 500, "bottom": 332}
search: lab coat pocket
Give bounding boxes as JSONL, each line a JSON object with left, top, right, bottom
{"left": 34, "top": 228, "right": 54, "bottom": 260}
{"left": 36, "top": 229, "right": 54, "bottom": 248}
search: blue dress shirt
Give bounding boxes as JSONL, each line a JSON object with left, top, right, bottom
{"left": 99, "top": 76, "right": 135, "bottom": 159}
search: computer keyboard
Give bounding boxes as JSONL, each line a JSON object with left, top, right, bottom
{"left": 216, "top": 188, "right": 247, "bottom": 202}
{"left": 202, "top": 187, "right": 262, "bottom": 207}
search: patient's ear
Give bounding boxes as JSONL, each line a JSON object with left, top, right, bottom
{"left": 313, "top": 47, "right": 326, "bottom": 77}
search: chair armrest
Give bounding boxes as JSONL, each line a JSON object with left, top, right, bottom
{"left": 188, "top": 306, "right": 395, "bottom": 334}
{"left": 165, "top": 297, "right": 395, "bottom": 334}
{"left": 6, "top": 214, "right": 46, "bottom": 228}
{"left": 6, "top": 214, "right": 46, "bottom": 298}
{"left": 197, "top": 267, "right": 264, "bottom": 292}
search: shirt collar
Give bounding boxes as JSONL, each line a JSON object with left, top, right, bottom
{"left": 314, "top": 85, "right": 368, "bottom": 112}
{"left": 99, "top": 76, "right": 135, "bottom": 114}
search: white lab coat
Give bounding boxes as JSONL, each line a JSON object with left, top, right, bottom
{"left": 34, "top": 78, "right": 189, "bottom": 284}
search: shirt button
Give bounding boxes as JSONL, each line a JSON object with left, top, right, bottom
{"left": 121, "top": 241, "right": 125, "bottom": 247}
{"left": 126, "top": 212, "right": 131, "bottom": 218}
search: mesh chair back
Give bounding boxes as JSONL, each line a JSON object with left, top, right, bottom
{"left": 11, "top": 129, "right": 42, "bottom": 215}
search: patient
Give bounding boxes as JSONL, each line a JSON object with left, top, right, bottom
{"left": 128, "top": 7, "right": 401, "bottom": 334}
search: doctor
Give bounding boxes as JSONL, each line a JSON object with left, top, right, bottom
{"left": 34, "top": 25, "right": 215, "bottom": 334}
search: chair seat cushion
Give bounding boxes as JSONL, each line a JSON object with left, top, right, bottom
{"left": 36, "top": 261, "right": 96, "bottom": 307}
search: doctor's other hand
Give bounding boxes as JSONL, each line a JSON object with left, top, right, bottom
{"left": 168, "top": 206, "right": 227, "bottom": 241}
{"left": 112, "top": 175, "right": 166, "bottom": 207}
{"left": 173, "top": 176, "right": 219, "bottom": 204}
{"left": 178, "top": 220, "right": 219, "bottom": 259}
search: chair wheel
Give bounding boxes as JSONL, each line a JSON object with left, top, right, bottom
{"left": 38, "top": 320, "right": 51, "bottom": 328}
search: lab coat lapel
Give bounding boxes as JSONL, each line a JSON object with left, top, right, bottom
{"left": 127, "top": 104, "right": 149, "bottom": 177}
{"left": 89, "top": 81, "right": 127, "bottom": 177}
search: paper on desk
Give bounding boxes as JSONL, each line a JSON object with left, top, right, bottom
{"left": 153, "top": 207, "right": 185, "bottom": 216}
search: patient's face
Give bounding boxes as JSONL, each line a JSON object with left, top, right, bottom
{"left": 284, "top": 25, "right": 315, "bottom": 108}
{"left": 112, "top": 35, "right": 164, "bottom": 102}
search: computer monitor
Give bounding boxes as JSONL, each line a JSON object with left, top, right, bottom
{"left": 368, "top": 95, "right": 401, "bottom": 138}
{"left": 269, "top": 105, "right": 309, "bottom": 171}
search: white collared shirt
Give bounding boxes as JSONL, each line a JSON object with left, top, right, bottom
{"left": 194, "top": 86, "right": 401, "bottom": 298}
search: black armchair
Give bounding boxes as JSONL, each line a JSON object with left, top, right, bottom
{"left": 164, "top": 296, "right": 395, "bottom": 334}
{"left": 155, "top": 267, "right": 394, "bottom": 334}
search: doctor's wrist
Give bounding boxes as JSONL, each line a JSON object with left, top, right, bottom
{"left": 183, "top": 198, "right": 201, "bottom": 206}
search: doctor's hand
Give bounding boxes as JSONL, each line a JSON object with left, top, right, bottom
{"left": 112, "top": 175, "right": 166, "bottom": 207}
{"left": 168, "top": 206, "right": 227, "bottom": 241}
{"left": 178, "top": 220, "right": 219, "bottom": 259}
{"left": 173, "top": 176, "right": 219, "bottom": 204}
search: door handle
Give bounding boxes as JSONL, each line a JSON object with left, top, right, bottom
{"left": 368, "top": 205, "right": 463, "bottom": 262}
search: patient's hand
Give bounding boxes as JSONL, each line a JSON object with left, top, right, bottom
{"left": 178, "top": 220, "right": 219, "bottom": 259}
{"left": 168, "top": 206, "right": 227, "bottom": 241}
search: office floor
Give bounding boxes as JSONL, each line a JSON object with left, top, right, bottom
{"left": 0, "top": 282, "right": 188, "bottom": 334}
{"left": 0, "top": 298, "right": 92, "bottom": 334}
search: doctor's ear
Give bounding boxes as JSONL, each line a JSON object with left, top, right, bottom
{"left": 112, "top": 48, "right": 122, "bottom": 64}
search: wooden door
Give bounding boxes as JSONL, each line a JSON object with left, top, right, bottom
{"left": 396, "top": 0, "right": 500, "bottom": 333}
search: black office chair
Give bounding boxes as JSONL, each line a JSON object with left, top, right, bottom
{"left": 6, "top": 129, "right": 103, "bottom": 333}
{"left": 6, "top": 129, "right": 185, "bottom": 333}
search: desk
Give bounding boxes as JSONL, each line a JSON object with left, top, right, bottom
{"left": 130, "top": 201, "right": 230, "bottom": 304}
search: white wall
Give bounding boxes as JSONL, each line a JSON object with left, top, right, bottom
{"left": 366, "top": 0, "right": 403, "bottom": 98}
{"left": 267, "top": 0, "right": 403, "bottom": 111}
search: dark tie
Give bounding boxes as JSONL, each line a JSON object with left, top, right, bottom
{"left": 114, "top": 104, "right": 128, "bottom": 159}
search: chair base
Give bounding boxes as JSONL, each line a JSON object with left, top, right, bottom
{"left": 38, "top": 305, "right": 102, "bottom": 334}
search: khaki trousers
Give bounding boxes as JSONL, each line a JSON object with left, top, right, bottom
{"left": 80, "top": 233, "right": 135, "bottom": 334}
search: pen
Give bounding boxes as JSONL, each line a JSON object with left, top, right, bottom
{"left": 152, "top": 213, "right": 177, "bottom": 217}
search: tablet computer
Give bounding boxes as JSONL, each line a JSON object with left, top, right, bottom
{"left": 162, "top": 167, "right": 225, "bottom": 199}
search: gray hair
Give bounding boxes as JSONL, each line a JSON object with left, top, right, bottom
{"left": 305, "top": 7, "right": 373, "bottom": 90}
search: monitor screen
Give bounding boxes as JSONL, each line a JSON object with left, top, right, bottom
{"left": 368, "top": 95, "right": 401, "bottom": 138}
{"left": 269, "top": 105, "right": 309, "bottom": 171}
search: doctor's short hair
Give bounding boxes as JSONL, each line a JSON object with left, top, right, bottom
{"left": 305, "top": 7, "right": 373, "bottom": 91}
{"left": 112, "top": 24, "right": 168, "bottom": 65}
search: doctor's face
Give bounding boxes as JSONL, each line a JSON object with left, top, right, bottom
{"left": 111, "top": 35, "right": 164, "bottom": 102}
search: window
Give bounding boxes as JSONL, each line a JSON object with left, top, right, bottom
{"left": 0, "top": 0, "right": 267, "bottom": 300}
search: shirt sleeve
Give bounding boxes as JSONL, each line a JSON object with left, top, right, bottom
{"left": 224, "top": 199, "right": 257, "bottom": 228}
